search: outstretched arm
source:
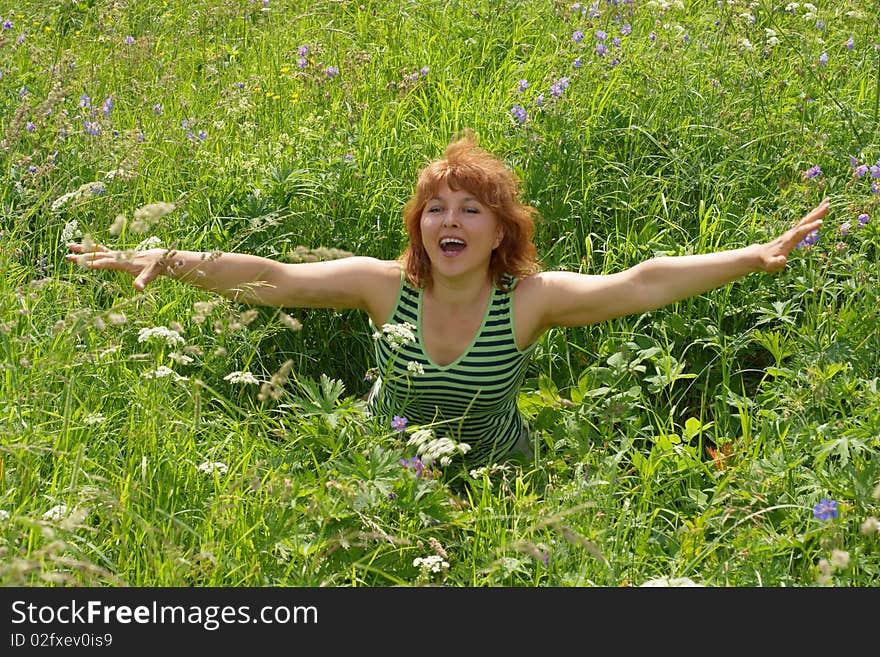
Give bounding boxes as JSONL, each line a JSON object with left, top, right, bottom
{"left": 522, "top": 198, "right": 828, "bottom": 336}
{"left": 66, "top": 243, "right": 401, "bottom": 318}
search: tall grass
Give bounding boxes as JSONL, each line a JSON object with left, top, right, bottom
{"left": 1, "top": 0, "right": 878, "bottom": 586}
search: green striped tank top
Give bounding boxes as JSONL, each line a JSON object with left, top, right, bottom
{"left": 368, "top": 273, "right": 537, "bottom": 466}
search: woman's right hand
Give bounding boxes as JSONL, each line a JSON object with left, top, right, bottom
{"left": 66, "top": 243, "right": 175, "bottom": 291}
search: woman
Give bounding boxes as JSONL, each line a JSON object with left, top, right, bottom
{"left": 67, "top": 133, "right": 828, "bottom": 467}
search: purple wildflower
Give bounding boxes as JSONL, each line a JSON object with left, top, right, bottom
{"left": 535, "top": 93, "right": 544, "bottom": 106}
{"left": 399, "top": 456, "right": 425, "bottom": 478}
{"left": 819, "top": 52, "right": 828, "bottom": 67}
{"left": 612, "top": 36, "right": 620, "bottom": 47}
{"left": 854, "top": 164, "right": 868, "bottom": 177}
{"left": 391, "top": 415, "right": 408, "bottom": 432}
{"left": 813, "top": 498, "right": 838, "bottom": 521}
{"left": 516, "top": 79, "right": 529, "bottom": 92}
{"left": 84, "top": 120, "right": 101, "bottom": 136}
{"left": 196, "top": 129, "right": 207, "bottom": 141}
{"left": 649, "top": 31, "right": 657, "bottom": 42}
{"left": 804, "top": 164, "right": 822, "bottom": 179}
{"left": 857, "top": 213, "right": 870, "bottom": 227}
{"left": 838, "top": 222, "right": 849, "bottom": 237}
{"left": 420, "top": 66, "right": 430, "bottom": 76}
{"left": 325, "top": 65, "right": 339, "bottom": 77}
{"left": 296, "top": 57, "right": 307, "bottom": 68}
{"left": 796, "top": 229, "right": 820, "bottom": 249}
{"left": 573, "top": 57, "right": 582, "bottom": 68}
{"left": 102, "top": 97, "right": 113, "bottom": 116}
{"left": 596, "top": 43, "right": 607, "bottom": 56}
{"left": 870, "top": 165, "right": 880, "bottom": 178}
{"left": 125, "top": 35, "right": 135, "bottom": 45}
{"left": 2, "top": 19, "right": 12, "bottom": 30}
{"left": 621, "top": 24, "right": 631, "bottom": 36}
{"left": 26, "top": 121, "right": 34, "bottom": 132}
{"left": 846, "top": 37, "right": 854, "bottom": 51}
{"left": 152, "top": 103, "right": 163, "bottom": 115}
{"left": 297, "top": 45, "right": 309, "bottom": 56}
{"left": 79, "top": 93, "right": 91, "bottom": 109}
{"left": 595, "top": 30, "right": 607, "bottom": 42}
{"left": 511, "top": 104, "right": 528, "bottom": 123}
{"left": 573, "top": 30, "right": 585, "bottom": 43}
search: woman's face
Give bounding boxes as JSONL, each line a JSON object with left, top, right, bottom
{"left": 419, "top": 182, "right": 503, "bottom": 282}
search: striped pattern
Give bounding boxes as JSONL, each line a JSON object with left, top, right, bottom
{"left": 368, "top": 274, "right": 536, "bottom": 466}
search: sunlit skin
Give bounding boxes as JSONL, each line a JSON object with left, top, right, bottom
{"left": 67, "top": 189, "right": 828, "bottom": 368}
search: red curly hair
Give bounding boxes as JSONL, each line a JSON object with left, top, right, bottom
{"left": 398, "top": 132, "right": 541, "bottom": 290}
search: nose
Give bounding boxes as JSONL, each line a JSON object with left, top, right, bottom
{"left": 441, "top": 211, "right": 459, "bottom": 227}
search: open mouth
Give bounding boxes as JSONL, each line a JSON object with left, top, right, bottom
{"left": 439, "top": 237, "right": 466, "bottom": 254}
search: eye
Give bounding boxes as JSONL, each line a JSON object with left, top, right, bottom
{"left": 426, "top": 205, "right": 442, "bottom": 213}
{"left": 464, "top": 207, "right": 480, "bottom": 214}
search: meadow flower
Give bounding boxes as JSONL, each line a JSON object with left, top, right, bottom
{"left": 596, "top": 43, "right": 607, "bottom": 56}
{"left": 399, "top": 455, "right": 425, "bottom": 478}
{"left": 846, "top": 37, "right": 854, "bottom": 51}
{"left": 420, "top": 66, "right": 429, "bottom": 76}
{"left": 813, "top": 497, "right": 838, "bottom": 521}
{"left": 573, "top": 30, "right": 585, "bottom": 43}
{"left": 413, "top": 554, "right": 449, "bottom": 574}
{"left": 407, "top": 361, "right": 424, "bottom": 376}
{"left": 621, "top": 24, "right": 631, "bottom": 36}
{"left": 26, "top": 120, "right": 34, "bottom": 132}
{"left": 102, "top": 97, "right": 113, "bottom": 116}
{"left": 137, "top": 325, "right": 186, "bottom": 347}
{"left": 573, "top": 57, "right": 582, "bottom": 68}
{"left": 0, "top": 510, "right": 8, "bottom": 521}
{"left": 197, "top": 461, "right": 228, "bottom": 476}
{"left": 84, "top": 120, "right": 101, "bottom": 136}
{"left": 391, "top": 415, "right": 408, "bottom": 432}
{"left": 152, "top": 103, "right": 163, "bottom": 115}
{"left": 1, "top": 19, "right": 12, "bottom": 30}
{"left": 224, "top": 371, "right": 260, "bottom": 385}
{"left": 856, "top": 213, "right": 869, "bottom": 226}
{"left": 125, "top": 35, "right": 135, "bottom": 45}
{"left": 819, "top": 52, "right": 827, "bottom": 66}
{"left": 640, "top": 576, "right": 703, "bottom": 587}
{"left": 42, "top": 504, "right": 69, "bottom": 521}
{"left": 60, "top": 219, "right": 81, "bottom": 243}
{"left": 796, "top": 229, "right": 819, "bottom": 249}
{"left": 325, "top": 65, "right": 339, "bottom": 77}
{"left": 838, "top": 221, "right": 850, "bottom": 236}
{"left": 143, "top": 366, "right": 187, "bottom": 381}
{"left": 803, "top": 164, "right": 822, "bottom": 179}
{"left": 511, "top": 104, "right": 528, "bottom": 123}
{"left": 516, "top": 79, "right": 529, "bottom": 92}
{"left": 83, "top": 412, "right": 106, "bottom": 425}
{"left": 79, "top": 93, "right": 91, "bottom": 109}
{"left": 135, "top": 236, "right": 163, "bottom": 251}
{"left": 372, "top": 321, "right": 416, "bottom": 349}
{"left": 595, "top": 30, "right": 607, "bottom": 42}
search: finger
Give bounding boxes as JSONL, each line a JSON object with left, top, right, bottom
{"left": 66, "top": 242, "right": 108, "bottom": 253}
{"left": 797, "top": 198, "right": 830, "bottom": 225}
{"left": 134, "top": 261, "right": 161, "bottom": 291}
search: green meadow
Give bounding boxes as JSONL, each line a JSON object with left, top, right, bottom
{"left": 1, "top": 0, "right": 878, "bottom": 586}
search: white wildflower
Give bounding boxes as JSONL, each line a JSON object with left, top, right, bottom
{"left": 407, "top": 361, "right": 425, "bottom": 376}
{"left": 60, "top": 219, "right": 81, "bottom": 243}
{"left": 372, "top": 322, "right": 416, "bottom": 349}
{"left": 137, "top": 325, "right": 185, "bottom": 347}
{"left": 413, "top": 554, "right": 449, "bottom": 574}
{"left": 136, "top": 236, "right": 163, "bottom": 251}
{"left": 82, "top": 412, "right": 106, "bottom": 425}
{"left": 42, "top": 504, "right": 69, "bottom": 521}
{"left": 51, "top": 182, "right": 106, "bottom": 213}
{"left": 143, "top": 366, "right": 187, "bottom": 381}
{"left": 197, "top": 461, "right": 228, "bottom": 476}
{"left": 739, "top": 38, "right": 754, "bottom": 52}
{"left": 224, "top": 371, "right": 260, "bottom": 385}
{"left": 407, "top": 430, "right": 471, "bottom": 466}
{"left": 0, "top": 510, "right": 9, "bottom": 521}
{"left": 640, "top": 576, "right": 703, "bottom": 587}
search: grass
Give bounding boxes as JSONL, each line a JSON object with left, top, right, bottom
{"left": 0, "top": 0, "right": 878, "bottom": 587}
